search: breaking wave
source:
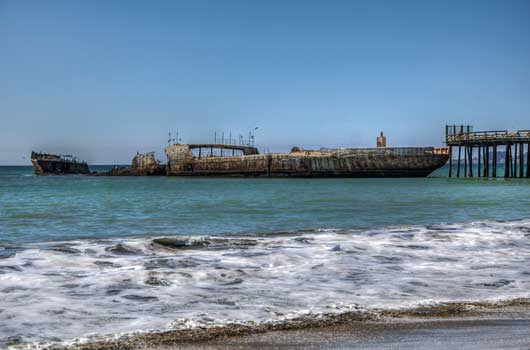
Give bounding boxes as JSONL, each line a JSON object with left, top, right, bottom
{"left": 2, "top": 219, "right": 530, "bottom": 348}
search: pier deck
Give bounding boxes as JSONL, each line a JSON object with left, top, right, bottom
{"left": 445, "top": 125, "right": 530, "bottom": 178}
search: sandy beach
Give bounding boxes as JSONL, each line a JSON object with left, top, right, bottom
{"left": 48, "top": 302, "right": 528, "bottom": 350}
{"left": 153, "top": 318, "right": 530, "bottom": 350}
{"left": 136, "top": 302, "right": 530, "bottom": 350}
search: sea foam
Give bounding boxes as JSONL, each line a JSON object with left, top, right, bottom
{"left": 1, "top": 219, "right": 530, "bottom": 348}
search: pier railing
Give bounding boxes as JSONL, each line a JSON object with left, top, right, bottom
{"left": 446, "top": 129, "right": 530, "bottom": 146}
{"left": 332, "top": 147, "right": 447, "bottom": 157}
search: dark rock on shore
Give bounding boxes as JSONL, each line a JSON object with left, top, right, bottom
{"left": 144, "top": 276, "right": 172, "bottom": 286}
{"left": 47, "top": 245, "right": 82, "bottom": 254}
{"left": 121, "top": 294, "right": 159, "bottom": 302}
{"left": 152, "top": 237, "right": 211, "bottom": 250}
{"left": 0, "top": 250, "right": 16, "bottom": 259}
{"left": 94, "top": 261, "right": 122, "bottom": 268}
{"left": 0, "top": 265, "right": 22, "bottom": 274}
{"left": 105, "top": 244, "right": 142, "bottom": 255}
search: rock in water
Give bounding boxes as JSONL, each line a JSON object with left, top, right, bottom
{"left": 152, "top": 237, "right": 210, "bottom": 250}
{"left": 105, "top": 243, "right": 142, "bottom": 255}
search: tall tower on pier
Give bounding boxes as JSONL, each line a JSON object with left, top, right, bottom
{"left": 376, "top": 132, "right": 387, "bottom": 147}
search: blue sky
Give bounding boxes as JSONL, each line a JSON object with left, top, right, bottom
{"left": 1, "top": 0, "right": 529, "bottom": 164}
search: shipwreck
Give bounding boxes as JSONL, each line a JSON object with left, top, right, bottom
{"left": 164, "top": 133, "right": 449, "bottom": 177}
{"left": 104, "top": 152, "right": 165, "bottom": 176}
{"left": 31, "top": 133, "right": 449, "bottom": 178}
{"left": 30, "top": 151, "right": 90, "bottom": 175}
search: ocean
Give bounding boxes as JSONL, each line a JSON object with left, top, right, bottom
{"left": 1, "top": 165, "right": 530, "bottom": 348}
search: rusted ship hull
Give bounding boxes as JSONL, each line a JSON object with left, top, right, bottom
{"left": 31, "top": 159, "right": 90, "bottom": 175}
{"left": 165, "top": 145, "right": 449, "bottom": 178}
{"left": 31, "top": 152, "right": 90, "bottom": 175}
{"left": 95, "top": 152, "right": 165, "bottom": 176}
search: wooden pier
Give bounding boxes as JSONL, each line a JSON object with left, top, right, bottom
{"left": 445, "top": 125, "right": 530, "bottom": 178}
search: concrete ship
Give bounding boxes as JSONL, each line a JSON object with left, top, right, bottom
{"left": 30, "top": 151, "right": 90, "bottom": 175}
{"left": 164, "top": 134, "right": 449, "bottom": 178}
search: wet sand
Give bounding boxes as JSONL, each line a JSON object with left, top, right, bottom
{"left": 154, "top": 318, "right": 530, "bottom": 350}
{"left": 40, "top": 302, "right": 530, "bottom": 350}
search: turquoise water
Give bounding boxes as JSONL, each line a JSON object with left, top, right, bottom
{"left": 2, "top": 165, "right": 530, "bottom": 348}
{"left": 1, "top": 165, "right": 529, "bottom": 244}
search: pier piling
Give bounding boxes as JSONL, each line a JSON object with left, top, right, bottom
{"left": 514, "top": 144, "right": 518, "bottom": 178}
{"left": 477, "top": 146, "right": 482, "bottom": 177}
{"left": 504, "top": 145, "right": 512, "bottom": 178}
{"left": 457, "top": 145, "right": 461, "bottom": 177}
{"left": 519, "top": 142, "right": 524, "bottom": 178}
{"left": 448, "top": 146, "right": 453, "bottom": 177}
{"left": 484, "top": 145, "right": 488, "bottom": 177}
{"left": 527, "top": 143, "right": 530, "bottom": 178}
{"left": 464, "top": 146, "right": 467, "bottom": 178}
{"left": 468, "top": 146, "right": 473, "bottom": 177}
{"left": 446, "top": 126, "right": 530, "bottom": 179}
{"left": 493, "top": 145, "right": 497, "bottom": 177}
